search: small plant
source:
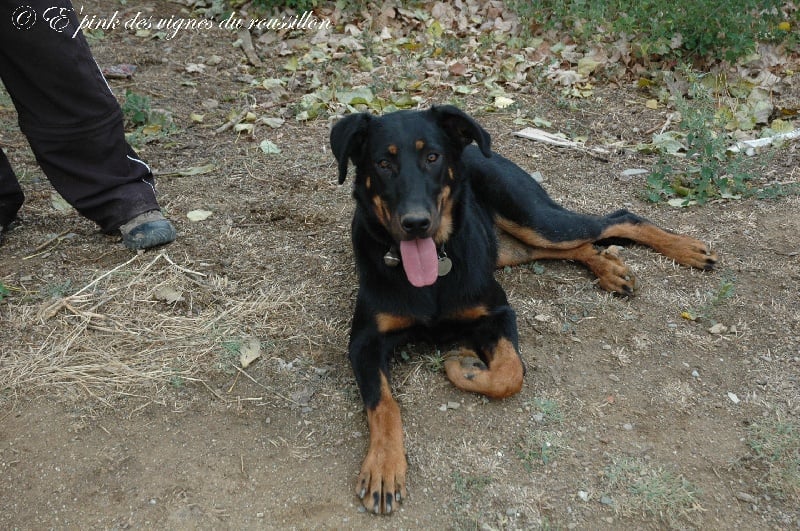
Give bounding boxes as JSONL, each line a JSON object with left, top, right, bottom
{"left": 422, "top": 351, "right": 445, "bottom": 373}
{"left": 748, "top": 414, "right": 800, "bottom": 501}
{"left": 0, "top": 282, "right": 10, "bottom": 301}
{"left": 450, "top": 471, "right": 494, "bottom": 529}
{"left": 603, "top": 456, "right": 701, "bottom": 526}
{"left": 525, "top": 397, "right": 563, "bottom": 424}
{"left": 516, "top": 431, "right": 562, "bottom": 471}
{"left": 217, "top": 339, "right": 241, "bottom": 375}
{"left": 122, "top": 90, "right": 151, "bottom": 127}
{"left": 44, "top": 279, "right": 73, "bottom": 299}
{"left": 646, "top": 93, "right": 758, "bottom": 206}
{"left": 682, "top": 274, "right": 736, "bottom": 323}
{"left": 507, "top": 0, "right": 790, "bottom": 63}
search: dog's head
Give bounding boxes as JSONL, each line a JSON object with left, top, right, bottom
{"left": 330, "top": 105, "right": 491, "bottom": 287}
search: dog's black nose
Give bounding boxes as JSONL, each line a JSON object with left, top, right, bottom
{"left": 400, "top": 213, "right": 431, "bottom": 235}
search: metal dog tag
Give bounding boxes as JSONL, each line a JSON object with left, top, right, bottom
{"left": 438, "top": 255, "right": 453, "bottom": 277}
{"left": 384, "top": 247, "right": 400, "bottom": 267}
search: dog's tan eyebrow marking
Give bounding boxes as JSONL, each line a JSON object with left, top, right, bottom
{"left": 387, "top": 144, "right": 398, "bottom": 155}
{"left": 415, "top": 140, "right": 425, "bottom": 150}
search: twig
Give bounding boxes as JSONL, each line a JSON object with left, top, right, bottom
{"left": 214, "top": 108, "right": 249, "bottom": 135}
{"left": 161, "top": 253, "right": 207, "bottom": 277}
{"left": 72, "top": 253, "right": 143, "bottom": 297}
{"left": 23, "top": 230, "right": 71, "bottom": 260}
{"left": 233, "top": 365, "right": 299, "bottom": 406}
{"left": 237, "top": 29, "right": 262, "bottom": 67}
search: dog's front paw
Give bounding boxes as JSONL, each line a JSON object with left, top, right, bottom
{"left": 595, "top": 246, "right": 637, "bottom": 296}
{"left": 357, "top": 444, "right": 407, "bottom": 514}
{"left": 676, "top": 239, "right": 718, "bottom": 270}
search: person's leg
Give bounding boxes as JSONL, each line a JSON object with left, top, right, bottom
{"left": 0, "top": 150, "right": 25, "bottom": 245}
{"left": 0, "top": 0, "right": 174, "bottom": 248}
{"left": 0, "top": 150, "right": 24, "bottom": 229}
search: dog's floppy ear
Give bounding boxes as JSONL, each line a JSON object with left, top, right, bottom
{"left": 430, "top": 104, "right": 492, "bottom": 157}
{"left": 330, "top": 113, "right": 371, "bottom": 184}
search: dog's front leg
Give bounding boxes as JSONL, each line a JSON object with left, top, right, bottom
{"left": 444, "top": 305, "right": 524, "bottom": 399}
{"left": 349, "top": 323, "right": 407, "bottom": 515}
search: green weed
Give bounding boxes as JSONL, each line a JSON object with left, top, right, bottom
{"left": 516, "top": 431, "right": 562, "bottom": 471}
{"left": 508, "top": 0, "right": 791, "bottom": 63}
{"left": 0, "top": 282, "right": 9, "bottom": 302}
{"left": 449, "top": 471, "right": 495, "bottom": 530}
{"left": 121, "top": 90, "right": 151, "bottom": 127}
{"left": 217, "top": 339, "right": 242, "bottom": 375}
{"left": 44, "top": 279, "right": 73, "bottom": 299}
{"left": 603, "top": 456, "right": 701, "bottom": 526}
{"left": 525, "top": 397, "right": 563, "bottom": 424}
{"left": 683, "top": 274, "right": 736, "bottom": 323}
{"left": 748, "top": 414, "right": 800, "bottom": 501}
{"left": 646, "top": 93, "right": 760, "bottom": 205}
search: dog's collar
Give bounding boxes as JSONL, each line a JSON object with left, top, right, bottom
{"left": 384, "top": 245, "right": 453, "bottom": 277}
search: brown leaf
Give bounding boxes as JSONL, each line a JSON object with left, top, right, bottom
{"left": 449, "top": 62, "right": 467, "bottom": 76}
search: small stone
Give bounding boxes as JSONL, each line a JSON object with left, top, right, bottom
{"left": 623, "top": 423, "right": 633, "bottom": 431}
{"left": 620, "top": 168, "right": 648, "bottom": 178}
{"left": 600, "top": 495, "right": 614, "bottom": 506}
{"left": 735, "top": 491, "right": 757, "bottom": 504}
{"left": 709, "top": 323, "right": 728, "bottom": 335}
{"left": 256, "top": 512, "right": 265, "bottom": 518}
{"left": 727, "top": 392, "right": 741, "bottom": 404}
{"left": 691, "top": 370, "right": 700, "bottom": 378}
{"left": 608, "top": 374, "right": 621, "bottom": 383}
{"left": 447, "top": 401, "right": 461, "bottom": 410}
{"left": 601, "top": 344, "right": 612, "bottom": 350}
{"left": 578, "top": 490, "right": 589, "bottom": 502}
{"left": 438, "top": 404, "right": 447, "bottom": 411}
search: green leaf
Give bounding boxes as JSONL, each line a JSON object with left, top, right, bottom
{"left": 259, "top": 139, "right": 281, "bottom": 155}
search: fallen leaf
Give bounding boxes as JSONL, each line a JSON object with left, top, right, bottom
{"left": 187, "top": 209, "right": 213, "bottom": 221}
{"left": 50, "top": 192, "right": 73, "bottom": 213}
{"left": 259, "top": 139, "right": 281, "bottom": 154}
{"left": 494, "top": 96, "right": 515, "bottom": 109}
{"left": 239, "top": 338, "right": 262, "bottom": 368}
{"left": 153, "top": 286, "right": 184, "bottom": 304}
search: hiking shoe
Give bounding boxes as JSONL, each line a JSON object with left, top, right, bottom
{"left": 120, "top": 210, "right": 176, "bottom": 250}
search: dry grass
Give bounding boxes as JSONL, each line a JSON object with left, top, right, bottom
{"left": 0, "top": 251, "right": 344, "bottom": 406}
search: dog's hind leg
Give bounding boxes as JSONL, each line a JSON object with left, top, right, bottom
{"left": 495, "top": 220, "right": 638, "bottom": 295}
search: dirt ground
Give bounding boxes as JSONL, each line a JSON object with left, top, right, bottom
{"left": 2, "top": 2, "right": 799, "bottom": 529}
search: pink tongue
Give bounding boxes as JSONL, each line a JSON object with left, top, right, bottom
{"left": 400, "top": 238, "right": 438, "bottom": 287}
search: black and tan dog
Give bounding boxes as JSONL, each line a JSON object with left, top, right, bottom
{"left": 330, "top": 105, "right": 716, "bottom": 514}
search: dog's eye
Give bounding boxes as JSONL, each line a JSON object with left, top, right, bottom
{"left": 426, "top": 153, "right": 440, "bottom": 163}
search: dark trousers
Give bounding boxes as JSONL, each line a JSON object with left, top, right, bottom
{"left": 0, "top": 0, "right": 160, "bottom": 232}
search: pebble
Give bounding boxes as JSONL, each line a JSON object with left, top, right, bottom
{"left": 578, "top": 490, "right": 589, "bottom": 502}
{"left": 600, "top": 495, "right": 614, "bottom": 506}
{"left": 727, "top": 392, "right": 741, "bottom": 404}
{"left": 623, "top": 423, "right": 633, "bottom": 431}
{"left": 709, "top": 323, "right": 728, "bottom": 335}
{"left": 608, "top": 374, "right": 621, "bottom": 383}
{"left": 735, "top": 491, "right": 757, "bottom": 504}
{"left": 620, "top": 168, "right": 649, "bottom": 178}
{"left": 691, "top": 370, "right": 700, "bottom": 378}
